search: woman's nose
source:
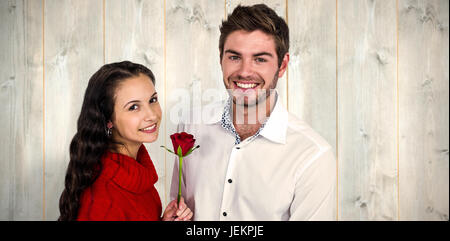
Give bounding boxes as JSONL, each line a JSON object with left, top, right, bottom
{"left": 144, "top": 105, "right": 158, "bottom": 121}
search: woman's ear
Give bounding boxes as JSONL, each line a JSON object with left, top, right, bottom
{"left": 107, "top": 121, "right": 113, "bottom": 129}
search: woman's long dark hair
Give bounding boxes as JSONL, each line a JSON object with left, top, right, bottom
{"left": 58, "top": 61, "right": 155, "bottom": 221}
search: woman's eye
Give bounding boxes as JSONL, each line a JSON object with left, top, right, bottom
{"left": 150, "top": 97, "right": 158, "bottom": 103}
{"left": 129, "top": 104, "right": 139, "bottom": 111}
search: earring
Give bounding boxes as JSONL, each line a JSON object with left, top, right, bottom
{"left": 106, "top": 121, "right": 113, "bottom": 137}
{"left": 106, "top": 127, "right": 112, "bottom": 137}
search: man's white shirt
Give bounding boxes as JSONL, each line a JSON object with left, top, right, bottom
{"left": 170, "top": 97, "right": 336, "bottom": 221}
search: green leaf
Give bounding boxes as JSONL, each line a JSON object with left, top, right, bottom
{"left": 183, "top": 145, "right": 200, "bottom": 157}
{"left": 177, "top": 146, "right": 183, "bottom": 157}
{"left": 160, "top": 145, "right": 175, "bottom": 155}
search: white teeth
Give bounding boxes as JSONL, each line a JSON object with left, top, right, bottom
{"left": 236, "top": 82, "right": 257, "bottom": 89}
{"left": 141, "top": 124, "right": 156, "bottom": 131}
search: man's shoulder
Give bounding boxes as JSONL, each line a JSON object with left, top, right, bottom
{"left": 286, "top": 112, "right": 332, "bottom": 152}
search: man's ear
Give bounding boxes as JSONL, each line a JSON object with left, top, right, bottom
{"left": 277, "top": 53, "right": 290, "bottom": 78}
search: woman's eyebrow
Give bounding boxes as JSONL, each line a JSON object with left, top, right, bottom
{"left": 123, "top": 100, "right": 140, "bottom": 108}
{"left": 123, "top": 92, "right": 157, "bottom": 108}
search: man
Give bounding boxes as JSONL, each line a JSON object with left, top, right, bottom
{"left": 170, "top": 4, "right": 336, "bottom": 221}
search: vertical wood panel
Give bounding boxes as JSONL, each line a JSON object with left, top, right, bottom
{"left": 288, "top": 0, "right": 337, "bottom": 220}
{"left": 44, "top": 0, "right": 103, "bottom": 220}
{"left": 398, "top": 0, "right": 449, "bottom": 221}
{"left": 287, "top": 0, "right": 337, "bottom": 158}
{"left": 226, "top": 0, "right": 288, "bottom": 107}
{"left": 105, "top": 0, "right": 166, "bottom": 206}
{"left": 338, "top": 0, "right": 398, "bottom": 220}
{"left": 165, "top": 0, "right": 226, "bottom": 205}
{"left": 0, "top": 0, "right": 448, "bottom": 221}
{"left": 0, "top": 0, "right": 44, "bottom": 220}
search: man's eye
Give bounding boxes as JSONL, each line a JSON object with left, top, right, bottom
{"left": 229, "top": 55, "right": 240, "bottom": 61}
{"left": 150, "top": 97, "right": 158, "bottom": 103}
{"left": 255, "top": 57, "right": 267, "bottom": 63}
{"left": 129, "top": 104, "right": 139, "bottom": 111}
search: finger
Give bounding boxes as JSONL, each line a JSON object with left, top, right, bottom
{"left": 178, "top": 207, "right": 192, "bottom": 220}
{"left": 176, "top": 203, "right": 187, "bottom": 217}
{"left": 162, "top": 208, "right": 176, "bottom": 221}
{"left": 184, "top": 211, "right": 193, "bottom": 221}
{"left": 168, "top": 200, "right": 178, "bottom": 208}
{"left": 162, "top": 200, "right": 179, "bottom": 220}
{"left": 176, "top": 209, "right": 193, "bottom": 221}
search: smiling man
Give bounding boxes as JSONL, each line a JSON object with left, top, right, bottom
{"left": 170, "top": 4, "right": 336, "bottom": 221}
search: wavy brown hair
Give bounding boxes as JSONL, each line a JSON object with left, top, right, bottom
{"left": 58, "top": 61, "right": 155, "bottom": 221}
{"left": 219, "top": 4, "right": 289, "bottom": 67}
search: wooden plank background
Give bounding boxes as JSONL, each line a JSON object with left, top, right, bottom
{"left": 398, "top": 0, "right": 449, "bottom": 221}
{"left": 338, "top": 0, "right": 398, "bottom": 220}
{"left": 0, "top": 0, "right": 448, "bottom": 221}
{"left": 0, "top": 0, "right": 43, "bottom": 220}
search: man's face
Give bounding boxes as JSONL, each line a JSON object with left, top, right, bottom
{"left": 220, "top": 30, "right": 288, "bottom": 107}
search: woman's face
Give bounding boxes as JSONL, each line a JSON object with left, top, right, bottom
{"left": 110, "top": 74, "right": 162, "bottom": 150}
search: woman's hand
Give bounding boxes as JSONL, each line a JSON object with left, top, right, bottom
{"left": 162, "top": 197, "right": 193, "bottom": 221}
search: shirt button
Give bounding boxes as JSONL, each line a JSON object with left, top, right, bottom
{"left": 228, "top": 179, "right": 232, "bottom": 183}
{"left": 223, "top": 212, "right": 227, "bottom": 217}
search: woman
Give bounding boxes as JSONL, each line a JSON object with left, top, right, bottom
{"left": 58, "top": 61, "right": 192, "bottom": 221}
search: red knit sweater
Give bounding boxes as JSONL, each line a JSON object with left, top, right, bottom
{"left": 77, "top": 145, "right": 162, "bottom": 221}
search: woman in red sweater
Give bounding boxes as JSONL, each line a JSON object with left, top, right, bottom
{"left": 58, "top": 61, "right": 192, "bottom": 221}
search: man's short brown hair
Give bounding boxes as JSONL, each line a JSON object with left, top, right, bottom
{"left": 219, "top": 4, "right": 289, "bottom": 67}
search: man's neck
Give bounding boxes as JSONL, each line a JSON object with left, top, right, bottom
{"left": 232, "top": 93, "right": 277, "bottom": 141}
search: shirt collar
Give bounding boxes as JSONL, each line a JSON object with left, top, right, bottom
{"left": 258, "top": 95, "right": 288, "bottom": 144}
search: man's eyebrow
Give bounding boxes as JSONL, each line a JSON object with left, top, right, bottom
{"left": 224, "top": 49, "right": 274, "bottom": 58}
{"left": 224, "top": 49, "right": 241, "bottom": 55}
{"left": 253, "top": 52, "right": 274, "bottom": 58}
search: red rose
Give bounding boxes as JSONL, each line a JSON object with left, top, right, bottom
{"left": 170, "top": 132, "right": 196, "bottom": 156}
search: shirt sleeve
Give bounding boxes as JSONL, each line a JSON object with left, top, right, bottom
{"left": 289, "top": 148, "right": 337, "bottom": 221}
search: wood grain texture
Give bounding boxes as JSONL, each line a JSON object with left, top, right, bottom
{"left": 338, "top": 0, "right": 398, "bottom": 220}
{"left": 0, "top": 0, "right": 44, "bottom": 221}
{"left": 226, "top": 0, "right": 288, "bottom": 107}
{"left": 44, "top": 0, "right": 103, "bottom": 220}
{"left": 105, "top": 0, "right": 167, "bottom": 206}
{"left": 165, "top": 0, "right": 226, "bottom": 204}
{"left": 398, "top": 0, "right": 449, "bottom": 221}
{"left": 1, "top": 0, "right": 449, "bottom": 221}
{"left": 287, "top": 0, "right": 337, "bottom": 154}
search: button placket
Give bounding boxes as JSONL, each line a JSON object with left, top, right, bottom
{"left": 219, "top": 145, "right": 240, "bottom": 220}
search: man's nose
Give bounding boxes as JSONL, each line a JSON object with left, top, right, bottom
{"left": 237, "top": 59, "right": 254, "bottom": 79}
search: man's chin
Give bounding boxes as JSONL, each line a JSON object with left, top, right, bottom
{"left": 232, "top": 95, "right": 262, "bottom": 108}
